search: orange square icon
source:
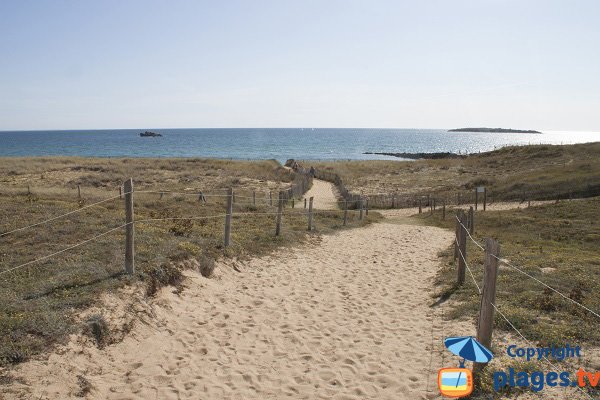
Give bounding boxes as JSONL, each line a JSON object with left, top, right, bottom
{"left": 438, "top": 367, "right": 473, "bottom": 398}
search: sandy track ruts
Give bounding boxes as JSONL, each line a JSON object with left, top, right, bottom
{"left": 5, "top": 221, "right": 461, "bottom": 400}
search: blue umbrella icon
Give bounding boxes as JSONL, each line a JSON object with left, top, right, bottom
{"left": 444, "top": 336, "right": 493, "bottom": 365}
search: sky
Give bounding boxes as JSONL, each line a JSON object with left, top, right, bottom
{"left": 1, "top": 0, "right": 599, "bottom": 131}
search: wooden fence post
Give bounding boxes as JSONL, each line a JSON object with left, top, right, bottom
{"left": 343, "top": 201, "right": 348, "bottom": 226}
{"left": 119, "top": 186, "right": 122, "bottom": 199}
{"left": 359, "top": 198, "right": 364, "bottom": 220}
{"left": 291, "top": 197, "right": 295, "bottom": 208}
{"left": 252, "top": 191, "right": 256, "bottom": 206}
{"left": 124, "top": 178, "right": 135, "bottom": 275}
{"left": 442, "top": 202, "right": 446, "bottom": 220}
{"left": 483, "top": 188, "right": 487, "bottom": 211}
{"left": 269, "top": 191, "right": 273, "bottom": 206}
{"left": 457, "top": 212, "right": 467, "bottom": 285}
{"left": 224, "top": 188, "right": 233, "bottom": 247}
{"left": 365, "top": 198, "right": 369, "bottom": 216}
{"left": 433, "top": 198, "right": 436, "bottom": 211}
{"left": 469, "top": 206, "right": 474, "bottom": 234}
{"left": 476, "top": 238, "right": 501, "bottom": 370}
{"left": 475, "top": 188, "right": 478, "bottom": 210}
{"left": 419, "top": 199, "right": 422, "bottom": 214}
{"left": 454, "top": 211, "right": 460, "bottom": 261}
{"left": 307, "top": 197, "right": 314, "bottom": 231}
{"left": 275, "top": 191, "right": 284, "bottom": 236}
{"left": 304, "top": 198, "right": 307, "bottom": 209}
{"left": 77, "top": 184, "right": 81, "bottom": 199}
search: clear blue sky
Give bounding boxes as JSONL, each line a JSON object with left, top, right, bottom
{"left": 1, "top": 0, "right": 599, "bottom": 131}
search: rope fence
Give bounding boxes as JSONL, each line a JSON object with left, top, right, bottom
{"left": 0, "top": 171, "right": 375, "bottom": 281}
{"left": 451, "top": 210, "right": 598, "bottom": 399}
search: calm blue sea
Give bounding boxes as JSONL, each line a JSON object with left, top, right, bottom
{"left": 0, "top": 128, "right": 598, "bottom": 163}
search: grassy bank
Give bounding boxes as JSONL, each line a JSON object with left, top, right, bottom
{"left": 414, "top": 198, "right": 600, "bottom": 348}
{"left": 309, "top": 142, "right": 600, "bottom": 202}
{"left": 0, "top": 157, "right": 381, "bottom": 367}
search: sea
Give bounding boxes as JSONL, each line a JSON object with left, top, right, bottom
{"left": 0, "top": 128, "right": 599, "bottom": 163}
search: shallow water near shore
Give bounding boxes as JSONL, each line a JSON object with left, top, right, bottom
{"left": 1, "top": 128, "right": 599, "bottom": 163}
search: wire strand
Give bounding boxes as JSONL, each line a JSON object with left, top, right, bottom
{"left": 454, "top": 215, "right": 485, "bottom": 251}
{"left": 0, "top": 223, "right": 129, "bottom": 276}
{"left": 0, "top": 194, "right": 123, "bottom": 238}
{"left": 491, "top": 254, "right": 600, "bottom": 321}
{"left": 455, "top": 236, "right": 481, "bottom": 294}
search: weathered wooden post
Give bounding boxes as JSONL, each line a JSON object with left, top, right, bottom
{"left": 483, "top": 188, "right": 487, "bottom": 211}
{"left": 419, "top": 199, "right": 422, "bottom": 214}
{"left": 124, "top": 178, "right": 135, "bottom": 275}
{"left": 475, "top": 188, "right": 478, "bottom": 210}
{"left": 291, "top": 197, "right": 295, "bottom": 208}
{"left": 77, "top": 184, "right": 81, "bottom": 199}
{"left": 27, "top": 185, "right": 31, "bottom": 195}
{"left": 476, "top": 238, "right": 501, "bottom": 370}
{"left": 343, "top": 201, "right": 348, "bottom": 226}
{"left": 454, "top": 211, "right": 460, "bottom": 261}
{"left": 457, "top": 212, "right": 467, "bottom": 285}
{"left": 224, "top": 188, "right": 233, "bottom": 247}
{"left": 359, "top": 198, "right": 364, "bottom": 220}
{"left": 469, "top": 206, "right": 474, "bottom": 234}
{"left": 119, "top": 186, "right": 122, "bottom": 199}
{"left": 304, "top": 198, "right": 307, "bottom": 209}
{"left": 160, "top": 192, "right": 164, "bottom": 200}
{"left": 275, "top": 191, "right": 284, "bottom": 236}
{"left": 269, "top": 191, "right": 273, "bottom": 206}
{"left": 252, "top": 191, "right": 256, "bottom": 206}
{"left": 365, "top": 198, "right": 369, "bottom": 216}
{"left": 433, "top": 198, "right": 436, "bottom": 211}
{"left": 307, "top": 197, "right": 314, "bottom": 231}
{"left": 442, "top": 202, "right": 446, "bottom": 220}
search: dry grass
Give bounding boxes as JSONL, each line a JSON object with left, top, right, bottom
{"left": 415, "top": 197, "right": 600, "bottom": 348}
{"left": 0, "top": 157, "right": 381, "bottom": 367}
{"left": 309, "top": 142, "right": 600, "bottom": 202}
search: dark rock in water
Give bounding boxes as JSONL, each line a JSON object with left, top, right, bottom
{"left": 448, "top": 127, "right": 541, "bottom": 133}
{"left": 140, "top": 131, "right": 162, "bottom": 137}
{"left": 363, "top": 152, "right": 464, "bottom": 160}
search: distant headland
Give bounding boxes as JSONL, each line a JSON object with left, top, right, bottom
{"left": 363, "top": 151, "right": 463, "bottom": 160}
{"left": 448, "top": 127, "right": 541, "bottom": 134}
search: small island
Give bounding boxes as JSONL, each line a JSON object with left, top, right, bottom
{"left": 140, "top": 131, "right": 162, "bottom": 137}
{"left": 448, "top": 127, "right": 541, "bottom": 134}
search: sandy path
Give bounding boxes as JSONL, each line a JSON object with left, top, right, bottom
{"left": 303, "top": 179, "right": 340, "bottom": 210}
{"left": 4, "top": 221, "right": 461, "bottom": 400}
